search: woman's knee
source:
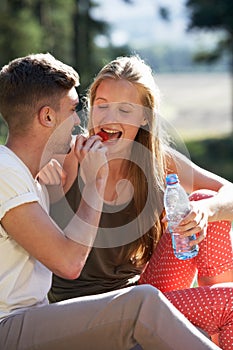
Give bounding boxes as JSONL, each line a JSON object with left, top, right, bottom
{"left": 189, "top": 189, "right": 217, "bottom": 201}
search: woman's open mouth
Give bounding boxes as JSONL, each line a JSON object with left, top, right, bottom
{"left": 99, "top": 128, "right": 122, "bottom": 141}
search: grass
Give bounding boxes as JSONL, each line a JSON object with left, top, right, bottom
{"left": 156, "top": 72, "right": 232, "bottom": 140}
{"left": 186, "top": 135, "right": 233, "bottom": 182}
{"left": 156, "top": 72, "right": 233, "bottom": 182}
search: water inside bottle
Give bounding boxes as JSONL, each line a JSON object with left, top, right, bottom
{"left": 171, "top": 233, "right": 199, "bottom": 260}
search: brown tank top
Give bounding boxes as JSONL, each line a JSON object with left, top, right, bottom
{"left": 49, "top": 173, "right": 143, "bottom": 302}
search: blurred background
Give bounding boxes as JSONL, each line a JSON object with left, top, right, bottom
{"left": 0, "top": 0, "right": 232, "bottom": 181}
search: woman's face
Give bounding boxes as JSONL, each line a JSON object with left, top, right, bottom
{"left": 91, "top": 78, "right": 146, "bottom": 153}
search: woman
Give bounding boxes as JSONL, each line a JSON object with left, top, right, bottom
{"left": 39, "top": 55, "right": 233, "bottom": 349}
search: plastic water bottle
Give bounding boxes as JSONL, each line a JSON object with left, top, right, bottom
{"left": 164, "top": 173, "right": 199, "bottom": 260}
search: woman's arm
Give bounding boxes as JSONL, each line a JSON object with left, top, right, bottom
{"left": 164, "top": 149, "right": 233, "bottom": 247}
{"left": 167, "top": 149, "right": 233, "bottom": 222}
{"left": 38, "top": 135, "right": 83, "bottom": 203}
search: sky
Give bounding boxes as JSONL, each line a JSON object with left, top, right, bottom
{"left": 92, "top": 0, "right": 192, "bottom": 47}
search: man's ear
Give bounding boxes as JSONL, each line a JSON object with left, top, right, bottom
{"left": 38, "top": 106, "right": 56, "bottom": 128}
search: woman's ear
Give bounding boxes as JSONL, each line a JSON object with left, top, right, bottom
{"left": 141, "top": 117, "right": 148, "bottom": 126}
{"left": 38, "top": 106, "right": 56, "bottom": 128}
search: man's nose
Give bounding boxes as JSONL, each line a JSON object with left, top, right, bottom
{"left": 74, "top": 113, "right": 80, "bottom": 126}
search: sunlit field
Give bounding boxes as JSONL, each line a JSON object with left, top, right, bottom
{"left": 155, "top": 72, "right": 232, "bottom": 141}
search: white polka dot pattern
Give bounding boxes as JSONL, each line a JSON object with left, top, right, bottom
{"left": 164, "top": 285, "right": 233, "bottom": 350}
{"left": 139, "top": 191, "right": 233, "bottom": 292}
{"left": 139, "top": 190, "right": 233, "bottom": 349}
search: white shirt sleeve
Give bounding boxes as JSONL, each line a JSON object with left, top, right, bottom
{"left": 0, "top": 168, "right": 39, "bottom": 221}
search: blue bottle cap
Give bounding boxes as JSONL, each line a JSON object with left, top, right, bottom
{"left": 166, "top": 173, "right": 179, "bottom": 185}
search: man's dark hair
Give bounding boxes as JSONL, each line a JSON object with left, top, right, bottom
{"left": 0, "top": 53, "right": 80, "bottom": 132}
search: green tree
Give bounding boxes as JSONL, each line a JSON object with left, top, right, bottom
{"left": 0, "top": 0, "right": 76, "bottom": 143}
{"left": 72, "top": 0, "right": 109, "bottom": 93}
{"left": 0, "top": 0, "right": 42, "bottom": 67}
{"left": 0, "top": 0, "right": 130, "bottom": 141}
{"left": 72, "top": 0, "right": 130, "bottom": 95}
{"left": 0, "top": 0, "right": 75, "bottom": 67}
{"left": 0, "top": 0, "right": 127, "bottom": 92}
{"left": 185, "top": 0, "right": 233, "bottom": 135}
{"left": 33, "top": 0, "right": 75, "bottom": 64}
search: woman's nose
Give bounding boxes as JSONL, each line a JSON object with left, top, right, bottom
{"left": 103, "top": 104, "right": 119, "bottom": 123}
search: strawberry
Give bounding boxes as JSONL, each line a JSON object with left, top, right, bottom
{"left": 97, "top": 131, "right": 109, "bottom": 142}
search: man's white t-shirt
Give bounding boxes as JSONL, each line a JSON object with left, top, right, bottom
{"left": 0, "top": 146, "right": 51, "bottom": 321}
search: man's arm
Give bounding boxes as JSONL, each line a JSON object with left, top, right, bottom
{"left": 1, "top": 177, "right": 106, "bottom": 279}
{"left": 1, "top": 135, "right": 108, "bottom": 279}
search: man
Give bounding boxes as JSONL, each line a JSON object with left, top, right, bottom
{"left": 0, "top": 53, "right": 220, "bottom": 350}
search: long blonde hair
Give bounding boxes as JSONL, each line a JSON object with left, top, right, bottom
{"left": 86, "top": 55, "right": 168, "bottom": 266}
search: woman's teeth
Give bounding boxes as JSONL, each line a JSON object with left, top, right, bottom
{"left": 101, "top": 129, "right": 122, "bottom": 140}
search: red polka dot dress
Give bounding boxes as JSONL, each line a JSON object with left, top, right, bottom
{"left": 164, "top": 285, "right": 233, "bottom": 350}
{"left": 139, "top": 191, "right": 233, "bottom": 349}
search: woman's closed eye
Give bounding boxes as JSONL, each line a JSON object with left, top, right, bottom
{"left": 98, "top": 103, "right": 109, "bottom": 109}
{"left": 119, "top": 108, "right": 131, "bottom": 113}
{"left": 95, "top": 102, "right": 136, "bottom": 115}
{"left": 118, "top": 103, "right": 137, "bottom": 114}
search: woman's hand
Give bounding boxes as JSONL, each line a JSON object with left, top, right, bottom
{"left": 162, "top": 200, "right": 209, "bottom": 246}
{"left": 176, "top": 200, "right": 209, "bottom": 245}
{"left": 37, "top": 159, "right": 67, "bottom": 186}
